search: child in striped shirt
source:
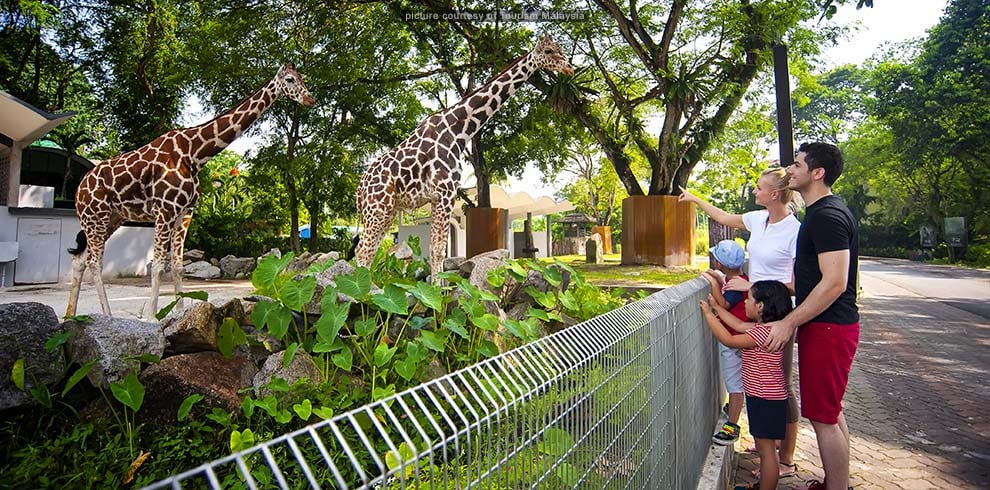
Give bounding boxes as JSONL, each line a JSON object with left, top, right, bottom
{"left": 700, "top": 280, "right": 794, "bottom": 490}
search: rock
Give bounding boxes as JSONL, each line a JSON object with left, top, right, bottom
{"left": 586, "top": 233, "right": 604, "bottom": 264}
{"left": 0, "top": 303, "right": 65, "bottom": 410}
{"left": 219, "top": 255, "right": 257, "bottom": 278}
{"left": 389, "top": 241, "right": 414, "bottom": 260}
{"left": 184, "top": 249, "right": 205, "bottom": 261}
{"left": 67, "top": 315, "right": 165, "bottom": 388}
{"left": 459, "top": 249, "right": 510, "bottom": 275}
{"left": 161, "top": 299, "right": 248, "bottom": 354}
{"left": 253, "top": 350, "right": 324, "bottom": 398}
{"left": 234, "top": 326, "right": 283, "bottom": 368}
{"left": 443, "top": 257, "right": 466, "bottom": 272}
{"left": 460, "top": 249, "right": 510, "bottom": 294}
{"left": 184, "top": 261, "right": 221, "bottom": 280}
{"left": 140, "top": 351, "right": 258, "bottom": 420}
{"left": 258, "top": 248, "right": 282, "bottom": 264}
{"left": 508, "top": 268, "right": 570, "bottom": 307}
{"left": 300, "top": 260, "right": 382, "bottom": 314}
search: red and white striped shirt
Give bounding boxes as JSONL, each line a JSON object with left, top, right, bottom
{"left": 741, "top": 325, "right": 787, "bottom": 400}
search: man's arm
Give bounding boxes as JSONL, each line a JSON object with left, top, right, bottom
{"left": 764, "top": 249, "right": 849, "bottom": 351}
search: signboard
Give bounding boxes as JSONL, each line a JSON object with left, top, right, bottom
{"left": 944, "top": 217, "right": 967, "bottom": 247}
{"left": 919, "top": 223, "right": 936, "bottom": 248}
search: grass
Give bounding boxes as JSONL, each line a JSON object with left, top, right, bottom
{"left": 547, "top": 254, "right": 706, "bottom": 288}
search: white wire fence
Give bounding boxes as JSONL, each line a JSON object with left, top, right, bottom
{"left": 144, "top": 277, "right": 719, "bottom": 489}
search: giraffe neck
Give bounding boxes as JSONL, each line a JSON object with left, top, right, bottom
{"left": 447, "top": 51, "right": 540, "bottom": 140}
{"left": 189, "top": 77, "right": 281, "bottom": 164}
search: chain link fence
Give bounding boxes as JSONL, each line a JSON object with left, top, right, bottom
{"left": 145, "top": 277, "right": 719, "bottom": 489}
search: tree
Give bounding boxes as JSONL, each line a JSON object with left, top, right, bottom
{"left": 537, "top": 0, "right": 828, "bottom": 197}
{"left": 47, "top": 126, "right": 95, "bottom": 199}
{"left": 90, "top": 0, "right": 196, "bottom": 149}
{"left": 393, "top": 1, "right": 582, "bottom": 208}
{"left": 557, "top": 138, "right": 628, "bottom": 227}
{"left": 869, "top": 0, "right": 990, "bottom": 239}
{"left": 185, "top": 1, "right": 421, "bottom": 252}
{"left": 792, "top": 64, "right": 869, "bottom": 144}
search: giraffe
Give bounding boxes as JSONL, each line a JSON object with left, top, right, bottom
{"left": 354, "top": 34, "right": 574, "bottom": 279}
{"left": 65, "top": 64, "right": 315, "bottom": 319}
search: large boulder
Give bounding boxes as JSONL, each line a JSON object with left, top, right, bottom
{"left": 300, "top": 260, "right": 382, "bottom": 315}
{"left": 389, "top": 241, "right": 414, "bottom": 261}
{"left": 219, "top": 255, "right": 257, "bottom": 279}
{"left": 460, "top": 249, "right": 510, "bottom": 293}
{"left": 161, "top": 299, "right": 248, "bottom": 354}
{"left": 184, "top": 249, "right": 206, "bottom": 262}
{"left": 184, "top": 261, "right": 221, "bottom": 280}
{"left": 253, "top": 350, "right": 324, "bottom": 398}
{"left": 443, "top": 257, "right": 466, "bottom": 271}
{"left": 140, "top": 351, "right": 258, "bottom": 420}
{"left": 285, "top": 251, "right": 340, "bottom": 275}
{"left": 66, "top": 315, "right": 165, "bottom": 388}
{"left": 0, "top": 303, "right": 65, "bottom": 410}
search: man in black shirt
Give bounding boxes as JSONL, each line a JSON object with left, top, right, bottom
{"left": 764, "top": 142, "right": 859, "bottom": 490}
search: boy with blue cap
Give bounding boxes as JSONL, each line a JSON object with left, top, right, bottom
{"left": 702, "top": 239, "right": 749, "bottom": 445}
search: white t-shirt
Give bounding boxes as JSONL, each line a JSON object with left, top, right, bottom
{"left": 742, "top": 210, "right": 801, "bottom": 283}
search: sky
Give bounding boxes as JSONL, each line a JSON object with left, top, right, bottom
{"left": 188, "top": 1, "right": 950, "bottom": 201}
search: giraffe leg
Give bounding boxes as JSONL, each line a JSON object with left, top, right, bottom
{"left": 85, "top": 216, "right": 123, "bottom": 316}
{"left": 429, "top": 193, "right": 455, "bottom": 283}
{"left": 354, "top": 199, "right": 396, "bottom": 269}
{"left": 65, "top": 241, "right": 88, "bottom": 317}
{"left": 169, "top": 213, "right": 192, "bottom": 311}
{"left": 146, "top": 216, "right": 174, "bottom": 319}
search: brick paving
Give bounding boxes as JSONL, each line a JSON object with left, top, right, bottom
{"left": 731, "top": 266, "right": 990, "bottom": 489}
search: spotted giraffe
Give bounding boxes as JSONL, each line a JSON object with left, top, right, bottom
{"left": 355, "top": 35, "right": 574, "bottom": 279}
{"left": 66, "top": 64, "right": 315, "bottom": 319}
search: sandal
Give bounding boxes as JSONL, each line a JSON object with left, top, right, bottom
{"left": 751, "top": 462, "right": 797, "bottom": 479}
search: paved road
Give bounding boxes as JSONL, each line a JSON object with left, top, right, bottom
{"left": 734, "top": 257, "right": 990, "bottom": 489}
{"left": 0, "top": 277, "right": 254, "bottom": 320}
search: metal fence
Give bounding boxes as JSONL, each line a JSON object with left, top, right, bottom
{"left": 145, "top": 277, "right": 720, "bottom": 490}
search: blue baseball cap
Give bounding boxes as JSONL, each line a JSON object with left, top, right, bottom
{"left": 710, "top": 240, "right": 745, "bottom": 269}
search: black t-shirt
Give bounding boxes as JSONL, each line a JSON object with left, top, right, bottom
{"left": 794, "top": 195, "right": 859, "bottom": 324}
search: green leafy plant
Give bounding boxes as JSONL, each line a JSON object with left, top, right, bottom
{"left": 108, "top": 373, "right": 145, "bottom": 457}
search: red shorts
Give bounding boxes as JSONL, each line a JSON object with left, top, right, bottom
{"left": 797, "top": 321, "right": 860, "bottom": 424}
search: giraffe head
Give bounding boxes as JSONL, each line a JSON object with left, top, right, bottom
{"left": 532, "top": 34, "right": 574, "bottom": 75}
{"left": 275, "top": 63, "right": 316, "bottom": 107}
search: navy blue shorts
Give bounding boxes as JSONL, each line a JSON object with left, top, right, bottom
{"left": 746, "top": 395, "right": 787, "bottom": 440}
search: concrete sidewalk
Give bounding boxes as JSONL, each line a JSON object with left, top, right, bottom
{"left": 0, "top": 277, "right": 254, "bottom": 320}
{"left": 731, "top": 269, "right": 990, "bottom": 488}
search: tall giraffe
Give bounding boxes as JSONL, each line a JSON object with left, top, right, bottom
{"left": 355, "top": 35, "right": 573, "bottom": 279}
{"left": 66, "top": 64, "right": 315, "bottom": 319}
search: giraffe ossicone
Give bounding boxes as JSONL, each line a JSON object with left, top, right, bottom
{"left": 354, "top": 34, "right": 574, "bottom": 280}
{"left": 65, "top": 64, "right": 315, "bottom": 319}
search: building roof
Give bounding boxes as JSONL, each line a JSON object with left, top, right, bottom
{"left": 0, "top": 91, "right": 75, "bottom": 149}
{"left": 558, "top": 212, "right": 596, "bottom": 224}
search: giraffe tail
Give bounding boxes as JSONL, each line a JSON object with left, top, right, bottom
{"left": 67, "top": 231, "right": 87, "bottom": 255}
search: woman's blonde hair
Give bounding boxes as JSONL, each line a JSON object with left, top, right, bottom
{"left": 760, "top": 167, "right": 802, "bottom": 211}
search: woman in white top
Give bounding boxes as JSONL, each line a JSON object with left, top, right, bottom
{"left": 679, "top": 167, "right": 802, "bottom": 480}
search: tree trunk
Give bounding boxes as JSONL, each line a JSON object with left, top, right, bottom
{"left": 308, "top": 209, "right": 321, "bottom": 253}
{"left": 286, "top": 108, "right": 302, "bottom": 253}
{"left": 471, "top": 135, "right": 491, "bottom": 207}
